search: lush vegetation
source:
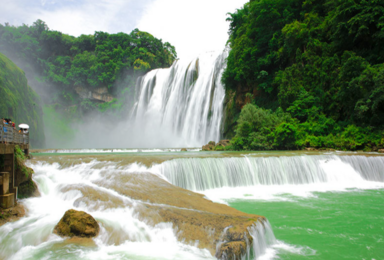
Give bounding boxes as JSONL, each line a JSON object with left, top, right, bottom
{"left": 0, "top": 53, "right": 45, "bottom": 147}
{"left": 14, "top": 145, "right": 37, "bottom": 198}
{"left": 224, "top": 0, "right": 384, "bottom": 151}
{"left": 0, "top": 20, "right": 177, "bottom": 113}
{"left": 0, "top": 20, "right": 177, "bottom": 147}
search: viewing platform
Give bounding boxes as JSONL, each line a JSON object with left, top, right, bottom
{"left": 0, "top": 123, "right": 29, "bottom": 155}
{"left": 0, "top": 123, "right": 29, "bottom": 209}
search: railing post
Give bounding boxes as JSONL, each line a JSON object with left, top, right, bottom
{"left": 0, "top": 123, "right": 3, "bottom": 143}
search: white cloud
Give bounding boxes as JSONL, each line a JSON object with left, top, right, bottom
{"left": 0, "top": 0, "right": 154, "bottom": 36}
{"left": 1, "top": 0, "right": 248, "bottom": 60}
{"left": 137, "top": 0, "right": 248, "bottom": 60}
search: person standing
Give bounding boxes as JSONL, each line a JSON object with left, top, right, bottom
{"left": 3, "top": 118, "right": 8, "bottom": 143}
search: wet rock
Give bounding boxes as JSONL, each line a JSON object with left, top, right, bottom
{"left": 111, "top": 172, "right": 265, "bottom": 257}
{"left": 18, "top": 179, "right": 40, "bottom": 199}
{"left": 180, "top": 148, "right": 187, "bottom": 152}
{"left": 54, "top": 209, "right": 99, "bottom": 238}
{"left": 216, "top": 241, "right": 247, "bottom": 260}
{"left": 0, "top": 204, "right": 26, "bottom": 227}
{"left": 378, "top": 149, "right": 384, "bottom": 153}
{"left": 215, "top": 225, "right": 254, "bottom": 260}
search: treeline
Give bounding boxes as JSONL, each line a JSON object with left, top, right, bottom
{"left": 0, "top": 20, "right": 177, "bottom": 111}
{"left": 224, "top": 0, "right": 384, "bottom": 151}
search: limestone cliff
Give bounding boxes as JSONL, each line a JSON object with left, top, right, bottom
{"left": 75, "top": 86, "right": 114, "bottom": 103}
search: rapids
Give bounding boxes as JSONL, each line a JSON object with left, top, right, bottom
{"left": 0, "top": 155, "right": 282, "bottom": 260}
{"left": 1, "top": 151, "right": 384, "bottom": 260}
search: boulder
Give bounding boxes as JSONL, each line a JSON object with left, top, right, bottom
{"left": 54, "top": 209, "right": 99, "bottom": 238}
{"left": 216, "top": 241, "right": 247, "bottom": 260}
{"left": 18, "top": 179, "right": 40, "bottom": 199}
{"left": 180, "top": 148, "right": 187, "bottom": 152}
{"left": 0, "top": 204, "right": 25, "bottom": 227}
{"left": 202, "top": 141, "right": 216, "bottom": 151}
{"left": 217, "top": 139, "right": 230, "bottom": 147}
{"left": 378, "top": 149, "right": 384, "bottom": 153}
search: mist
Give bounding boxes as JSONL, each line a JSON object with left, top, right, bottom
{"left": 44, "top": 50, "right": 228, "bottom": 149}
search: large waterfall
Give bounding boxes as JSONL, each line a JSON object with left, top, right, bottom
{"left": 129, "top": 51, "right": 227, "bottom": 148}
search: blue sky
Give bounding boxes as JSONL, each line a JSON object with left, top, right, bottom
{"left": 0, "top": 0, "right": 248, "bottom": 60}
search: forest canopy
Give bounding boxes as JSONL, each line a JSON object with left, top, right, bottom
{"left": 0, "top": 20, "right": 177, "bottom": 107}
{"left": 223, "top": 0, "right": 384, "bottom": 151}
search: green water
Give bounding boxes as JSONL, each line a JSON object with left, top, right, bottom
{"left": 229, "top": 190, "right": 384, "bottom": 259}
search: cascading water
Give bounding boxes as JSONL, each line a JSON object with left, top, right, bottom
{"left": 156, "top": 155, "right": 384, "bottom": 191}
{"left": 0, "top": 162, "right": 215, "bottom": 260}
{"left": 152, "top": 155, "right": 384, "bottom": 202}
{"left": 0, "top": 159, "right": 284, "bottom": 260}
{"left": 129, "top": 51, "right": 227, "bottom": 147}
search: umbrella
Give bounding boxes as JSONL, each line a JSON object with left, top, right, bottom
{"left": 18, "top": 124, "right": 29, "bottom": 129}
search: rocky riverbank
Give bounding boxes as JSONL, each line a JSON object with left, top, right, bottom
{"left": 0, "top": 203, "right": 25, "bottom": 227}
{"left": 90, "top": 171, "right": 266, "bottom": 258}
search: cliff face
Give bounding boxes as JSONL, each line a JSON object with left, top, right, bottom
{"left": 75, "top": 86, "right": 115, "bottom": 103}
{"left": 0, "top": 52, "right": 45, "bottom": 148}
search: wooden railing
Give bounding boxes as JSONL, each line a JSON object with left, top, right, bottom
{"left": 0, "top": 123, "right": 29, "bottom": 144}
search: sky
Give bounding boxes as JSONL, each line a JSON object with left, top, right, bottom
{"left": 0, "top": 0, "right": 249, "bottom": 60}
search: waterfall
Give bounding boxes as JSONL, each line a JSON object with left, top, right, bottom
{"left": 217, "top": 220, "right": 276, "bottom": 260}
{"left": 156, "top": 155, "right": 384, "bottom": 191}
{"left": 129, "top": 51, "right": 227, "bottom": 147}
{"left": 248, "top": 221, "right": 276, "bottom": 260}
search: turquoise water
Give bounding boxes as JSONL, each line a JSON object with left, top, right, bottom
{"left": 229, "top": 189, "right": 384, "bottom": 260}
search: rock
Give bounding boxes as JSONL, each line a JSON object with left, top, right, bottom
{"left": 102, "top": 171, "right": 265, "bottom": 257}
{"left": 305, "top": 147, "right": 317, "bottom": 151}
{"left": 378, "top": 149, "right": 384, "bottom": 153}
{"left": 75, "top": 86, "right": 114, "bottom": 103}
{"left": 54, "top": 209, "right": 99, "bottom": 238}
{"left": 202, "top": 141, "right": 216, "bottom": 151}
{"left": 0, "top": 204, "right": 26, "bottom": 227}
{"left": 180, "top": 148, "right": 187, "bottom": 152}
{"left": 216, "top": 241, "right": 247, "bottom": 260}
{"left": 217, "top": 139, "right": 230, "bottom": 147}
{"left": 18, "top": 179, "right": 40, "bottom": 199}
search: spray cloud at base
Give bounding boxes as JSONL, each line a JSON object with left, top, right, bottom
{"left": 44, "top": 51, "right": 228, "bottom": 149}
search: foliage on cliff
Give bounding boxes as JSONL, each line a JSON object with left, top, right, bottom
{"left": 0, "top": 20, "right": 177, "bottom": 107}
{"left": 224, "top": 0, "right": 384, "bottom": 151}
{"left": 0, "top": 52, "right": 45, "bottom": 147}
{"left": 14, "top": 145, "right": 39, "bottom": 198}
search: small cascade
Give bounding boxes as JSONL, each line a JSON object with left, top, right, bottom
{"left": 157, "top": 155, "right": 384, "bottom": 191}
{"left": 248, "top": 221, "right": 276, "bottom": 260}
{"left": 129, "top": 51, "right": 227, "bottom": 147}
{"left": 216, "top": 220, "right": 276, "bottom": 260}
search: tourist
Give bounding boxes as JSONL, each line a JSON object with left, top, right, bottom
{"left": 3, "top": 118, "right": 8, "bottom": 143}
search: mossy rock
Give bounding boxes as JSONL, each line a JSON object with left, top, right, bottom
{"left": 18, "top": 179, "right": 39, "bottom": 199}
{"left": 54, "top": 209, "right": 99, "bottom": 238}
{"left": 216, "top": 241, "right": 248, "bottom": 260}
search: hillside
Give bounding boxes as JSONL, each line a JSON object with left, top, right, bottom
{"left": 0, "top": 52, "right": 45, "bottom": 147}
{"left": 223, "top": 0, "right": 384, "bottom": 151}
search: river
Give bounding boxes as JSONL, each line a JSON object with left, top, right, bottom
{"left": 0, "top": 150, "right": 383, "bottom": 259}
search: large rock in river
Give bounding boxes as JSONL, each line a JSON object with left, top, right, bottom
{"left": 54, "top": 209, "right": 99, "bottom": 238}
